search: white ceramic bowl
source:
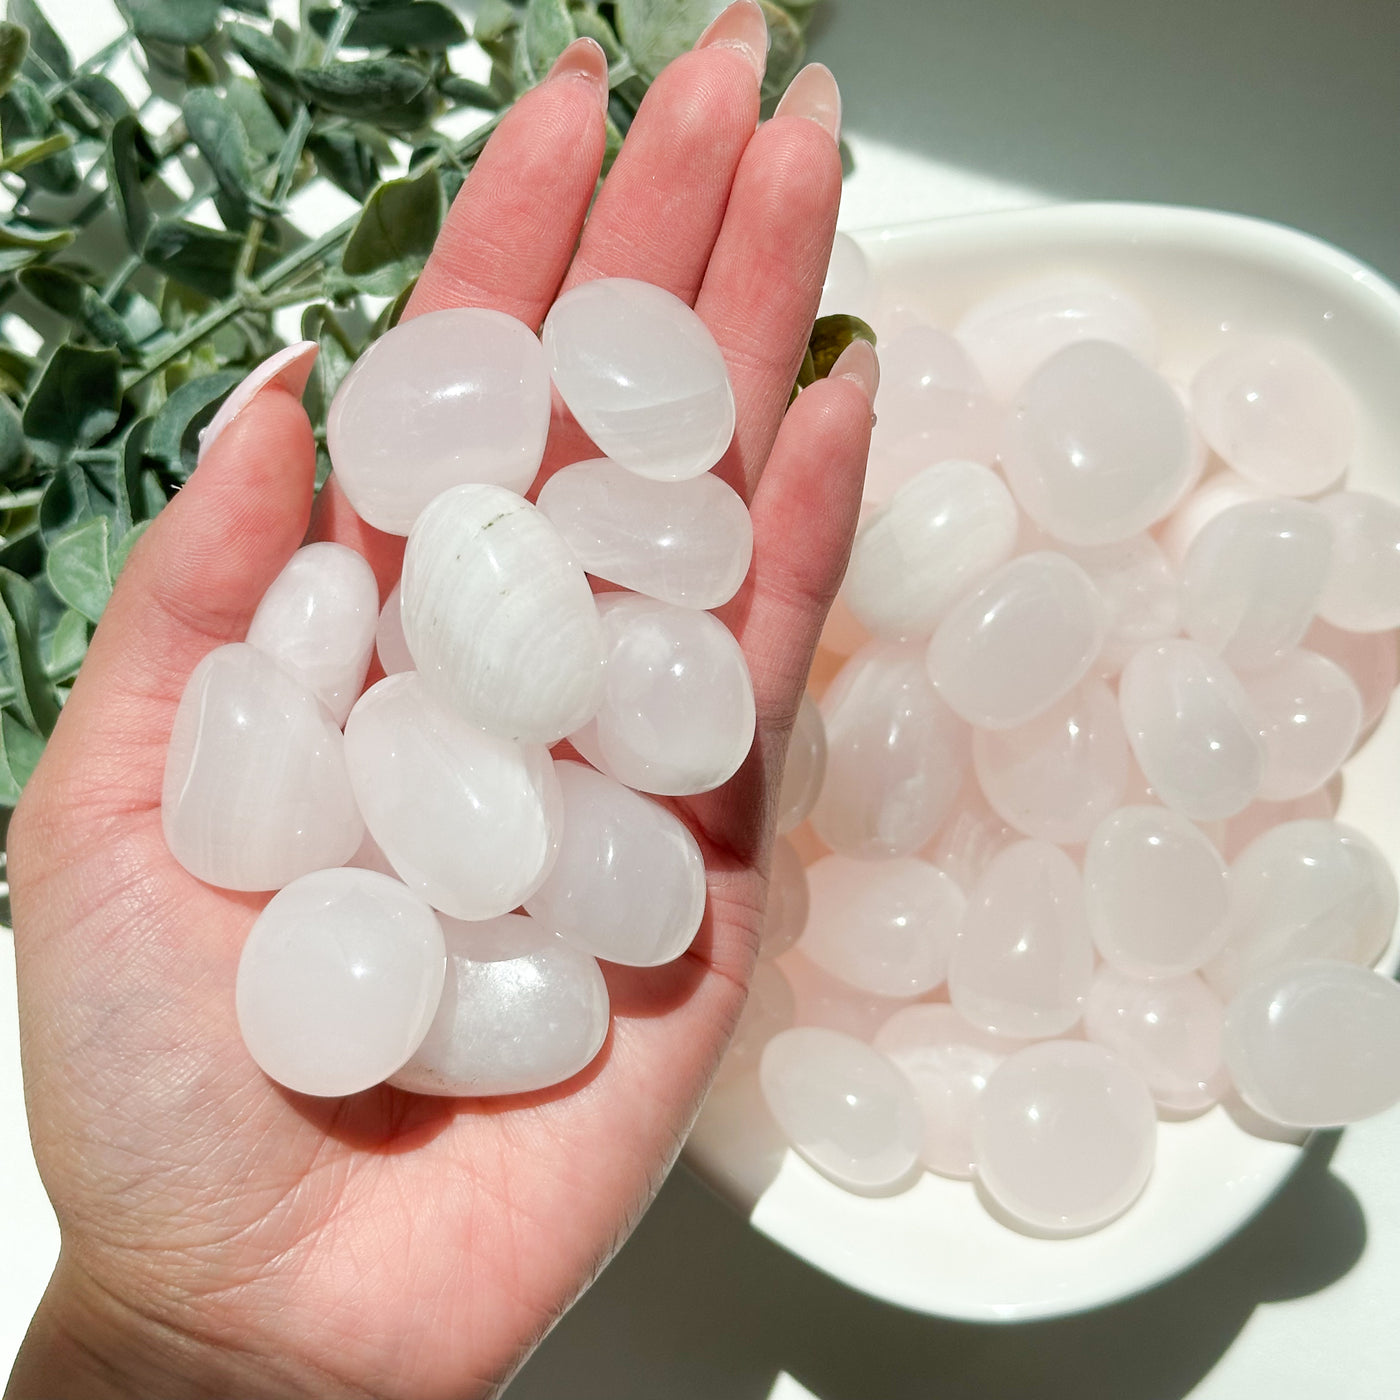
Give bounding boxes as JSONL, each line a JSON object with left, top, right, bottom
{"left": 683, "top": 202, "right": 1400, "bottom": 1323}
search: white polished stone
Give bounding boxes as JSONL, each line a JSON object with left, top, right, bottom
{"left": 1084, "top": 805, "right": 1232, "bottom": 978}
{"left": 327, "top": 307, "right": 550, "bottom": 534}
{"left": 778, "top": 951, "right": 916, "bottom": 1043}
{"left": 375, "top": 582, "right": 413, "bottom": 677}
{"left": 570, "top": 594, "right": 754, "bottom": 796}
{"left": 401, "top": 484, "right": 605, "bottom": 744}
{"left": 777, "top": 693, "right": 827, "bottom": 834}
{"left": 1067, "top": 534, "right": 1181, "bottom": 674}
{"left": 1205, "top": 819, "right": 1397, "bottom": 999}
{"left": 1180, "top": 499, "right": 1333, "bottom": 672}
{"left": 1084, "top": 968, "right": 1226, "bottom": 1114}
{"left": 973, "top": 677, "right": 1129, "bottom": 844}
{"left": 163, "top": 643, "right": 363, "bottom": 891}
{"left": 388, "top": 913, "right": 609, "bottom": 1097}
{"left": 1001, "top": 341, "right": 1195, "bottom": 546}
{"left": 873, "top": 1004, "right": 1020, "bottom": 1180}
{"left": 1303, "top": 617, "right": 1400, "bottom": 732}
{"left": 760, "top": 1026, "right": 923, "bottom": 1193}
{"left": 920, "top": 775, "right": 1018, "bottom": 893}
{"left": 818, "top": 232, "right": 874, "bottom": 321}
{"left": 717, "top": 960, "right": 796, "bottom": 1083}
{"left": 535, "top": 458, "right": 752, "bottom": 609}
{"left": 1223, "top": 960, "right": 1400, "bottom": 1128}
{"left": 1221, "top": 787, "right": 1339, "bottom": 862}
{"left": 842, "top": 459, "right": 1018, "bottom": 639}
{"left": 523, "top": 760, "right": 705, "bottom": 967}
{"left": 246, "top": 542, "right": 379, "bottom": 726}
{"left": 973, "top": 1040, "right": 1157, "bottom": 1235}
{"left": 926, "top": 552, "right": 1106, "bottom": 729}
{"left": 810, "top": 641, "right": 969, "bottom": 858}
{"left": 800, "top": 855, "right": 963, "bottom": 998}
{"left": 1118, "top": 639, "right": 1266, "bottom": 821}
{"left": 1316, "top": 491, "right": 1400, "bottom": 632}
{"left": 1243, "top": 650, "right": 1361, "bottom": 801}
{"left": 954, "top": 274, "right": 1158, "bottom": 400}
{"left": 1157, "top": 469, "right": 1268, "bottom": 564}
{"left": 542, "top": 278, "right": 735, "bottom": 481}
{"left": 949, "top": 841, "right": 1095, "bottom": 1039}
{"left": 1190, "top": 339, "right": 1354, "bottom": 497}
{"left": 344, "top": 672, "right": 561, "bottom": 921}
{"left": 236, "top": 868, "right": 446, "bottom": 1098}
{"left": 760, "top": 837, "right": 809, "bottom": 961}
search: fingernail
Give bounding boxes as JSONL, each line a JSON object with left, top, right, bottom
{"left": 198, "top": 341, "right": 319, "bottom": 466}
{"left": 774, "top": 62, "right": 841, "bottom": 143}
{"left": 694, "top": 0, "right": 768, "bottom": 83}
{"left": 546, "top": 36, "right": 610, "bottom": 112}
{"left": 830, "top": 338, "right": 879, "bottom": 405}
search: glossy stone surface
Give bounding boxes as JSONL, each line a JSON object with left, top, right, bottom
{"left": 760, "top": 837, "right": 809, "bottom": 961}
{"left": 842, "top": 460, "right": 1018, "bottom": 639}
{"left": 1001, "top": 341, "right": 1196, "bottom": 546}
{"left": 1084, "top": 969, "right": 1226, "bottom": 1114}
{"left": 1243, "top": 650, "right": 1361, "bottom": 801}
{"left": 344, "top": 673, "right": 561, "bottom": 921}
{"left": 926, "top": 552, "right": 1106, "bottom": 729}
{"left": 535, "top": 457, "right": 752, "bottom": 609}
{"left": 524, "top": 760, "right": 704, "bottom": 967}
{"left": 1223, "top": 960, "right": 1400, "bottom": 1127}
{"left": 163, "top": 643, "right": 363, "bottom": 891}
{"left": 973, "top": 678, "right": 1129, "bottom": 844}
{"left": 1158, "top": 470, "right": 1268, "bottom": 564}
{"left": 388, "top": 913, "right": 609, "bottom": 1097}
{"left": 818, "top": 232, "right": 874, "bottom": 321}
{"left": 1068, "top": 535, "right": 1181, "bottom": 674}
{"left": 954, "top": 274, "right": 1158, "bottom": 400}
{"left": 1205, "top": 819, "right": 1397, "bottom": 999}
{"left": 327, "top": 307, "right": 550, "bottom": 533}
{"left": 949, "top": 841, "right": 1095, "bottom": 1039}
{"left": 1303, "top": 618, "right": 1400, "bottom": 732}
{"left": 718, "top": 961, "right": 796, "bottom": 1082}
{"left": 974, "top": 1040, "right": 1157, "bottom": 1234}
{"left": 1190, "top": 340, "right": 1354, "bottom": 496}
{"left": 1316, "top": 491, "right": 1400, "bottom": 632}
{"left": 236, "top": 868, "right": 446, "bottom": 1097}
{"left": 1221, "top": 787, "right": 1339, "bottom": 862}
{"left": 571, "top": 594, "right": 755, "bottom": 796}
{"left": 374, "top": 582, "right": 413, "bottom": 677}
{"left": 779, "top": 951, "right": 914, "bottom": 1042}
{"left": 542, "top": 278, "right": 735, "bottom": 481}
{"left": 920, "top": 776, "right": 1018, "bottom": 893}
{"left": 400, "top": 484, "right": 605, "bottom": 744}
{"left": 873, "top": 1004, "right": 1019, "bottom": 1179}
{"left": 1180, "top": 499, "right": 1333, "bottom": 672}
{"left": 800, "top": 856, "right": 964, "bottom": 998}
{"left": 1084, "top": 806, "right": 1232, "bottom": 978}
{"left": 777, "top": 693, "right": 827, "bottom": 834}
{"left": 811, "top": 642, "right": 969, "bottom": 858}
{"left": 246, "top": 543, "right": 379, "bottom": 726}
{"left": 760, "top": 1027, "right": 923, "bottom": 1192}
{"left": 1118, "top": 640, "right": 1266, "bottom": 821}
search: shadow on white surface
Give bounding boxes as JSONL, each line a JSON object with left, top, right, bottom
{"left": 504, "top": 1131, "right": 1364, "bottom": 1400}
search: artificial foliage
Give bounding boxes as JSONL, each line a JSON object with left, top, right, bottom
{"left": 0, "top": 0, "right": 830, "bottom": 827}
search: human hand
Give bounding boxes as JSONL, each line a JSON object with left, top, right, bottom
{"left": 5, "top": 6, "right": 872, "bottom": 1397}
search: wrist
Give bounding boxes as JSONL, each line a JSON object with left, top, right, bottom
{"left": 5, "top": 1257, "right": 365, "bottom": 1400}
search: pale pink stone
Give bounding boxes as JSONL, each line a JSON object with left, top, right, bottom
{"left": 1303, "top": 618, "right": 1400, "bottom": 734}
{"left": 760, "top": 837, "right": 809, "bottom": 961}
{"left": 1316, "top": 491, "right": 1400, "bottom": 632}
{"left": 1243, "top": 650, "right": 1361, "bottom": 801}
{"left": 717, "top": 961, "right": 796, "bottom": 1083}
{"left": 778, "top": 950, "right": 915, "bottom": 1042}
{"left": 777, "top": 694, "right": 827, "bottom": 834}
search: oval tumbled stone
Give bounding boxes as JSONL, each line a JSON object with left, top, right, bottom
{"left": 542, "top": 278, "right": 736, "bottom": 481}
{"left": 401, "top": 484, "right": 605, "bottom": 744}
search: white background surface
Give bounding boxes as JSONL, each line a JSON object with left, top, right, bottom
{"left": 4, "top": 0, "right": 1400, "bottom": 1395}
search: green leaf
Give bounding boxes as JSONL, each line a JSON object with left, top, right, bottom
{"left": 144, "top": 369, "right": 241, "bottom": 481}
{"left": 515, "top": 0, "right": 576, "bottom": 90}
{"left": 437, "top": 74, "right": 504, "bottom": 109}
{"left": 0, "top": 75, "right": 78, "bottom": 193}
{"left": 110, "top": 517, "right": 150, "bottom": 579}
{"left": 310, "top": 2, "right": 468, "bottom": 52}
{"left": 22, "top": 345, "right": 123, "bottom": 467}
{"left": 0, "top": 218, "right": 73, "bottom": 254}
{"left": 0, "top": 568, "right": 60, "bottom": 736}
{"left": 0, "top": 712, "right": 46, "bottom": 806}
{"left": 473, "top": 0, "right": 519, "bottom": 44}
{"left": 68, "top": 72, "right": 130, "bottom": 125}
{"left": 8, "top": 0, "right": 70, "bottom": 81}
{"left": 224, "top": 75, "right": 285, "bottom": 158}
{"left": 45, "top": 515, "right": 112, "bottom": 624}
{"left": 118, "top": 0, "right": 221, "bottom": 46}
{"left": 43, "top": 606, "right": 88, "bottom": 683}
{"left": 0, "top": 22, "right": 29, "bottom": 99}
{"left": 182, "top": 88, "right": 268, "bottom": 214}
{"left": 142, "top": 219, "right": 276, "bottom": 299}
{"left": 106, "top": 115, "right": 157, "bottom": 252}
{"left": 0, "top": 129, "right": 73, "bottom": 173}
{"left": 569, "top": 4, "right": 623, "bottom": 63}
{"left": 306, "top": 127, "right": 381, "bottom": 202}
{"left": 341, "top": 166, "right": 443, "bottom": 294}
{"left": 0, "top": 395, "right": 29, "bottom": 485}
{"left": 758, "top": 0, "right": 805, "bottom": 104}
{"left": 615, "top": 0, "right": 722, "bottom": 81}
{"left": 300, "top": 304, "right": 355, "bottom": 428}
{"left": 228, "top": 22, "right": 298, "bottom": 94}
{"left": 297, "top": 57, "right": 437, "bottom": 130}
{"left": 17, "top": 266, "right": 138, "bottom": 351}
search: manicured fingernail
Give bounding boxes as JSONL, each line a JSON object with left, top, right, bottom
{"left": 774, "top": 62, "right": 841, "bottom": 142}
{"left": 198, "top": 341, "right": 319, "bottom": 465}
{"left": 546, "top": 36, "right": 610, "bottom": 112}
{"left": 695, "top": 0, "right": 768, "bottom": 83}
{"left": 830, "top": 338, "right": 879, "bottom": 405}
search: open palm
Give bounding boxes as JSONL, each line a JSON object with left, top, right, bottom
{"left": 6, "top": 19, "right": 870, "bottom": 1400}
